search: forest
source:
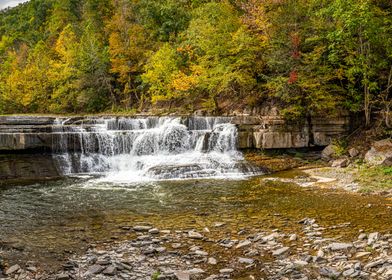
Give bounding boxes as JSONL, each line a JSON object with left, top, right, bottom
{"left": 0, "top": 0, "right": 391, "bottom": 126}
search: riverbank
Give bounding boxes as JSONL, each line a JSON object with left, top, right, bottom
{"left": 4, "top": 218, "right": 392, "bottom": 280}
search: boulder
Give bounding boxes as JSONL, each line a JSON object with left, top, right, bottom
{"left": 331, "top": 158, "right": 349, "bottom": 168}
{"left": 349, "top": 148, "right": 360, "bottom": 157}
{"left": 365, "top": 139, "right": 392, "bottom": 166}
{"left": 321, "top": 144, "right": 337, "bottom": 160}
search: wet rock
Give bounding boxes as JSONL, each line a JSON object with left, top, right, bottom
{"left": 6, "top": 264, "right": 20, "bottom": 275}
{"left": 272, "top": 247, "right": 289, "bottom": 256}
{"left": 327, "top": 242, "right": 353, "bottom": 251}
{"left": 236, "top": 240, "right": 252, "bottom": 249}
{"left": 188, "top": 231, "right": 203, "bottom": 239}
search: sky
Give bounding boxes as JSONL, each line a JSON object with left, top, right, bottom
{"left": 0, "top": 0, "right": 30, "bottom": 10}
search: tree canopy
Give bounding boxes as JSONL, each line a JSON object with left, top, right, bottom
{"left": 0, "top": 0, "right": 391, "bottom": 125}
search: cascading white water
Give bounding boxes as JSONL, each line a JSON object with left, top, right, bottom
{"left": 52, "top": 116, "right": 261, "bottom": 182}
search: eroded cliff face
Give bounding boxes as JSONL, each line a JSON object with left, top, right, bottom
{"left": 0, "top": 113, "right": 352, "bottom": 153}
{"left": 234, "top": 114, "right": 351, "bottom": 149}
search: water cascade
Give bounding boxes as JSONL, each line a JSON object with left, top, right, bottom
{"left": 51, "top": 116, "right": 261, "bottom": 181}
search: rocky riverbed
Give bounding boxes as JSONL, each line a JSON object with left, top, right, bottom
{"left": 3, "top": 217, "right": 392, "bottom": 280}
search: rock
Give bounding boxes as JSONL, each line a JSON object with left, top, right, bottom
{"left": 208, "top": 257, "right": 217, "bottom": 265}
{"left": 188, "top": 268, "right": 204, "bottom": 275}
{"left": 219, "top": 268, "right": 234, "bottom": 274}
{"left": 5, "top": 264, "right": 20, "bottom": 275}
{"left": 343, "top": 268, "right": 355, "bottom": 277}
{"left": 102, "top": 265, "right": 117, "bottom": 276}
{"left": 364, "top": 259, "right": 385, "bottom": 270}
{"left": 322, "top": 144, "right": 337, "bottom": 160}
{"left": 149, "top": 228, "right": 160, "bottom": 234}
{"left": 331, "top": 158, "right": 349, "bottom": 168}
{"left": 56, "top": 274, "right": 70, "bottom": 280}
{"left": 87, "top": 264, "right": 105, "bottom": 275}
{"left": 355, "top": 252, "right": 371, "bottom": 258}
{"left": 327, "top": 242, "right": 353, "bottom": 251}
{"left": 349, "top": 148, "right": 360, "bottom": 157}
{"left": 238, "top": 257, "right": 254, "bottom": 264}
{"left": 320, "top": 267, "right": 341, "bottom": 278}
{"left": 236, "top": 240, "right": 252, "bottom": 249}
{"left": 365, "top": 139, "right": 392, "bottom": 166}
{"left": 188, "top": 231, "right": 203, "bottom": 239}
{"left": 289, "top": 234, "right": 297, "bottom": 241}
{"left": 294, "top": 260, "right": 308, "bottom": 267}
{"left": 175, "top": 271, "right": 190, "bottom": 280}
{"left": 367, "top": 232, "right": 380, "bottom": 245}
{"left": 272, "top": 247, "right": 289, "bottom": 256}
{"left": 358, "top": 233, "right": 367, "bottom": 241}
{"left": 195, "top": 250, "right": 208, "bottom": 256}
{"left": 133, "top": 225, "right": 152, "bottom": 232}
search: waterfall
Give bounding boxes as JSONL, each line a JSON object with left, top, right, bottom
{"left": 52, "top": 116, "right": 261, "bottom": 181}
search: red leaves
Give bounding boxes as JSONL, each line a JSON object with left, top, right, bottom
{"left": 288, "top": 70, "right": 298, "bottom": 84}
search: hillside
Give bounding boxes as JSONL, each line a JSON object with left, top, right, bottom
{"left": 0, "top": 0, "right": 391, "bottom": 127}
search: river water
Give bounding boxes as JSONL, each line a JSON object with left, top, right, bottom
{"left": 1, "top": 174, "right": 392, "bottom": 270}
{"left": 0, "top": 116, "right": 391, "bottom": 272}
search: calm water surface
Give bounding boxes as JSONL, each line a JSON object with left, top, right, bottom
{"left": 1, "top": 173, "right": 391, "bottom": 268}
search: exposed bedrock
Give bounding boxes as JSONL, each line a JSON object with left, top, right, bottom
{"left": 0, "top": 113, "right": 352, "bottom": 153}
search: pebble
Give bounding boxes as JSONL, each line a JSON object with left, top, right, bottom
{"left": 272, "top": 247, "right": 289, "bottom": 256}
{"left": 133, "top": 225, "right": 152, "bottom": 232}
{"left": 236, "top": 240, "right": 252, "bottom": 249}
{"left": 327, "top": 242, "right": 353, "bottom": 251}
{"left": 6, "top": 264, "right": 20, "bottom": 275}
{"left": 188, "top": 231, "right": 203, "bottom": 239}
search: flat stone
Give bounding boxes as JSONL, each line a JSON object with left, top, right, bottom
{"left": 343, "top": 268, "right": 355, "bottom": 277}
{"left": 133, "top": 225, "right": 152, "bottom": 232}
{"left": 175, "top": 271, "right": 190, "bottom": 280}
{"left": 188, "top": 268, "right": 204, "bottom": 275}
{"left": 149, "top": 228, "right": 160, "bottom": 234}
{"left": 87, "top": 264, "right": 105, "bottom": 275}
{"left": 364, "top": 259, "right": 385, "bottom": 270}
{"left": 355, "top": 252, "right": 371, "bottom": 258}
{"left": 238, "top": 257, "right": 254, "bottom": 264}
{"left": 102, "top": 265, "right": 117, "bottom": 275}
{"left": 236, "top": 240, "right": 252, "bottom": 249}
{"left": 188, "top": 231, "right": 203, "bottom": 239}
{"left": 6, "top": 264, "right": 20, "bottom": 275}
{"left": 56, "top": 274, "right": 70, "bottom": 280}
{"left": 219, "top": 268, "right": 234, "bottom": 274}
{"left": 320, "top": 267, "right": 341, "bottom": 278}
{"left": 195, "top": 250, "right": 208, "bottom": 256}
{"left": 272, "top": 247, "right": 289, "bottom": 256}
{"left": 208, "top": 257, "right": 217, "bottom": 265}
{"left": 328, "top": 242, "right": 353, "bottom": 251}
{"left": 331, "top": 158, "right": 349, "bottom": 168}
